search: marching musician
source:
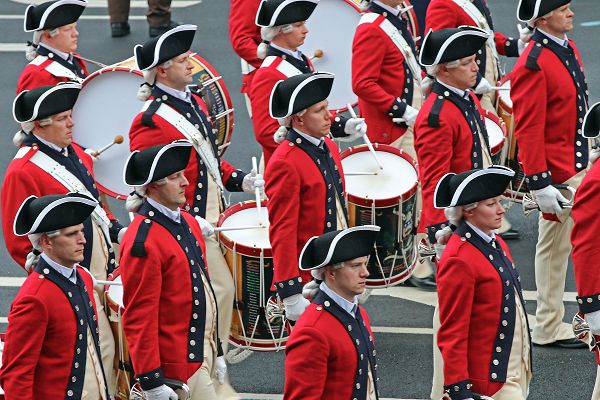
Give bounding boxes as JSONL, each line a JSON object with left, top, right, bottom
{"left": 425, "top": 0, "right": 532, "bottom": 113}
{"left": 511, "top": 0, "right": 588, "bottom": 349}
{"left": 265, "top": 72, "right": 351, "bottom": 322}
{"left": 18, "top": 0, "right": 89, "bottom": 92}
{"left": 250, "top": 0, "right": 366, "bottom": 168}
{"left": 128, "top": 24, "right": 262, "bottom": 396}
{"left": 284, "top": 225, "right": 381, "bottom": 400}
{"left": 434, "top": 166, "right": 531, "bottom": 400}
{"left": 2, "top": 83, "right": 125, "bottom": 392}
{"left": 0, "top": 193, "right": 111, "bottom": 399}
{"left": 120, "top": 141, "right": 227, "bottom": 400}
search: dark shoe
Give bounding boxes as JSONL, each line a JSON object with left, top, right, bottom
{"left": 111, "top": 22, "right": 130, "bottom": 38}
{"left": 405, "top": 274, "right": 437, "bottom": 291}
{"left": 534, "top": 338, "right": 588, "bottom": 349}
{"left": 499, "top": 228, "right": 520, "bottom": 241}
{"left": 149, "top": 21, "right": 180, "bottom": 38}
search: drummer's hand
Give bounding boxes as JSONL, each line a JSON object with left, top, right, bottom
{"left": 532, "top": 185, "right": 569, "bottom": 215}
{"left": 517, "top": 39, "right": 528, "bottom": 55}
{"left": 590, "top": 148, "right": 600, "bottom": 164}
{"left": 84, "top": 148, "right": 98, "bottom": 163}
{"left": 273, "top": 126, "right": 288, "bottom": 144}
{"left": 117, "top": 227, "right": 127, "bottom": 244}
{"left": 421, "top": 76, "right": 434, "bottom": 93}
{"left": 337, "top": 117, "right": 367, "bottom": 142}
{"left": 283, "top": 293, "right": 310, "bottom": 321}
{"left": 517, "top": 23, "right": 534, "bottom": 43}
{"left": 195, "top": 215, "right": 215, "bottom": 237}
{"left": 473, "top": 77, "right": 494, "bottom": 95}
{"left": 145, "top": 384, "right": 177, "bottom": 400}
{"left": 242, "top": 171, "right": 265, "bottom": 195}
{"left": 215, "top": 356, "right": 227, "bottom": 385}
{"left": 402, "top": 105, "right": 419, "bottom": 127}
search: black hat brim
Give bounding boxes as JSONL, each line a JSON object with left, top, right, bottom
{"left": 14, "top": 192, "right": 98, "bottom": 236}
{"left": 517, "top": 0, "right": 570, "bottom": 22}
{"left": 256, "top": 0, "right": 319, "bottom": 27}
{"left": 299, "top": 225, "right": 380, "bottom": 270}
{"left": 13, "top": 83, "right": 81, "bottom": 123}
{"left": 270, "top": 72, "right": 334, "bottom": 119}
{"left": 24, "top": 0, "right": 87, "bottom": 32}
{"left": 134, "top": 24, "right": 196, "bottom": 71}
{"left": 583, "top": 102, "right": 600, "bottom": 139}
{"left": 124, "top": 140, "right": 193, "bottom": 186}
{"left": 419, "top": 26, "right": 489, "bottom": 67}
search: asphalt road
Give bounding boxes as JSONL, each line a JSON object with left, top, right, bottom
{"left": 0, "top": 0, "right": 599, "bottom": 399}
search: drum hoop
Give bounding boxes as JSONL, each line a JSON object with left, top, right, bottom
{"left": 341, "top": 144, "right": 419, "bottom": 206}
{"left": 217, "top": 200, "right": 272, "bottom": 257}
{"left": 402, "top": 0, "right": 420, "bottom": 39}
{"left": 484, "top": 113, "right": 507, "bottom": 153}
{"left": 105, "top": 268, "right": 123, "bottom": 314}
{"left": 228, "top": 336, "right": 289, "bottom": 351}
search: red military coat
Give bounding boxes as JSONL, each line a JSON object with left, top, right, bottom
{"left": 16, "top": 49, "right": 89, "bottom": 92}
{"left": 284, "top": 290, "right": 378, "bottom": 400}
{"left": 0, "top": 262, "right": 102, "bottom": 400}
{"left": 512, "top": 30, "right": 588, "bottom": 189}
{"left": 437, "top": 223, "right": 529, "bottom": 399}
{"left": 352, "top": 5, "right": 421, "bottom": 144}
{"left": 265, "top": 132, "right": 346, "bottom": 299}
{"left": 414, "top": 83, "right": 488, "bottom": 240}
{"left": 1, "top": 139, "right": 120, "bottom": 269}
{"left": 228, "top": 0, "right": 262, "bottom": 93}
{"left": 120, "top": 202, "right": 216, "bottom": 389}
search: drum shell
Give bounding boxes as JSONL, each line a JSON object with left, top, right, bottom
{"left": 484, "top": 112, "right": 507, "bottom": 165}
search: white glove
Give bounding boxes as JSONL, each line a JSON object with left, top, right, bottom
{"left": 434, "top": 243, "right": 446, "bottom": 261}
{"left": 145, "top": 384, "right": 178, "bottom": 400}
{"left": 283, "top": 293, "right": 310, "bottom": 321}
{"left": 117, "top": 227, "right": 127, "bottom": 244}
{"left": 517, "top": 23, "right": 534, "bottom": 42}
{"left": 532, "top": 185, "right": 569, "bottom": 215}
{"left": 590, "top": 148, "right": 600, "bottom": 164}
{"left": 401, "top": 105, "right": 419, "bottom": 127}
{"left": 517, "top": 39, "right": 528, "bottom": 55}
{"left": 473, "top": 77, "right": 494, "bottom": 95}
{"left": 195, "top": 215, "right": 215, "bottom": 237}
{"left": 273, "top": 126, "right": 288, "bottom": 144}
{"left": 242, "top": 171, "right": 265, "bottom": 195}
{"left": 421, "top": 76, "right": 434, "bottom": 93}
{"left": 337, "top": 117, "right": 367, "bottom": 142}
{"left": 215, "top": 355, "right": 227, "bottom": 384}
{"left": 84, "top": 148, "right": 98, "bottom": 163}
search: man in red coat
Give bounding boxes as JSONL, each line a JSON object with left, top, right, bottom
{"left": 120, "top": 141, "right": 227, "bottom": 400}
{"left": 18, "top": 0, "right": 89, "bottom": 92}
{"left": 425, "top": 0, "right": 532, "bottom": 113}
{"left": 128, "top": 25, "right": 256, "bottom": 396}
{"left": 265, "top": 72, "right": 349, "bottom": 322}
{"left": 433, "top": 166, "right": 531, "bottom": 400}
{"left": 2, "top": 83, "right": 124, "bottom": 392}
{"left": 284, "top": 225, "right": 381, "bottom": 400}
{"left": 511, "top": 0, "right": 588, "bottom": 349}
{"left": 0, "top": 192, "right": 110, "bottom": 400}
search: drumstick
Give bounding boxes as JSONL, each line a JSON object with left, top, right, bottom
{"left": 347, "top": 104, "right": 384, "bottom": 171}
{"left": 251, "top": 157, "right": 263, "bottom": 224}
{"left": 213, "top": 225, "right": 266, "bottom": 232}
{"left": 489, "top": 87, "right": 511, "bottom": 91}
{"left": 310, "top": 49, "right": 324, "bottom": 61}
{"left": 200, "top": 75, "right": 223, "bottom": 88}
{"left": 77, "top": 55, "right": 107, "bottom": 68}
{"left": 345, "top": 171, "right": 379, "bottom": 176}
{"left": 97, "top": 280, "right": 122, "bottom": 286}
{"left": 92, "top": 135, "right": 124, "bottom": 157}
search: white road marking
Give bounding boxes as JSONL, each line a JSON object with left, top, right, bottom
{"left": 372, "top": 326, "right": 434, "bottom": 335}
{"left": 239, "top": 395, "right": 423, "bottom": 400}
{"left": 0, "top": 277, "right": 25, "bottom": 287}
{"left": 0, "top": 318, "right": 7, "bottom": 324}
{"left": 0, "top": 14, "right": 146, "bottom": 20}
{"left": 10, "top": 0, "right": 201, "bottom": 7}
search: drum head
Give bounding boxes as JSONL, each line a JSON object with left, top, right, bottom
{"left": 219, "top": 206, "right": 271, "bottom": 250}
{"left": 485, "top": 117, "right": 505, "bottom": 153}
{"left": 498, "top": 78, "right": 512, "bottom": 109}
{"left": 72, "top": 67, "right": 144, "bottom": 199}
{"left": 303, "top": 0, "right": 361, "bottom": 111}
{"left": 106, "top": 275, "right": 124, "bottom": 310}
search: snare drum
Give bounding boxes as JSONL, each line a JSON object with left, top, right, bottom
{"left": 484, "top": 113, "right": 507, "bottom": 165}
{"left": 217, "top": 200, "right": 290, "bottom": 351}
{"left": 341, "top": 144, "right": 419, "bottom": 287}
{"left": 105, "top": 270, "right": 134, "bottom": 400}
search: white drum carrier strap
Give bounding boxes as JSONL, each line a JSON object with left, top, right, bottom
{"left": 143, "top": 101, "right": 224, "bottom": 191}
{"left": 451, "top": 0, "right": 499, "bottom": 63}
{"left": 359, "top": 13, "right": 422, "bottom": 86}
{"left": 260, "top": 56, "right": 303, "bottom": 78}
{"left": 24, "top": 147, "right": 112, "bottom": 241}
{"left": 31, "top": 55, "right": 83, "bottom": 82}
{"left": 240, "top": 58, "right": 256, "bottom": 75}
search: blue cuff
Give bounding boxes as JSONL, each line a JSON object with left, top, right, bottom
{"left": 504, "top": 37, "right": 520, "bottom": 57}
{"left": 109, "top": 220, "right": 124, "bottom": 243}
{"left": 444, "top": 379, "right": 474, "bottom": 400}
{"left": 137, "top": 367, "right": 165, "bottom": 391}
{"left": 330, "top": 114, "right": 349, "bottom": 138}
{"left": 275, "top": 275, "right": 303, "bottom": 299}
{"left": 524, "top": 170, "right": 552, "bottom": 190}
{"left": 577, "top": 292, "right": 600, "bottom": 314}
{"left": 426, "top": 221, "right": 450, "bottom": 244}
{"left": 387, "top": 98, "right": 408, "bottom": 120}
{"left": 224, "top": 169, "right": 247, "bottom": 192}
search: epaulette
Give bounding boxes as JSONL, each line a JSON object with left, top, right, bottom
{"left": 427, "top": 95, "right": 445, "bottom": 128}
{"left": 131, "top": 219, "right": 153, "bottom": 257}
{"left": 141, "top": 100, "right": 161, "bottom": 128}
{"left": 525, "top": 42, "right": 543, "bottom": 71}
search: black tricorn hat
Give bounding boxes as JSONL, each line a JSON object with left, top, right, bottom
{"left": 299, "top": 225, "right": 380, "bottom": 270}
{"left": 434, "top": 166, "right": 515, "bottom": 209}
{"left": 419, "top": 26, "right": 489, "bottom": 67}
{"left": 517, "top": 0, "right": 570, "bottom": 22}
{"left": 124, "top": 140, "right": 193, "bottom": 186}
{"left": 270, "top": 72, "right": 334, "bottom": 119}
{"left": 24, "top": 0, "right": 87, "bottom": 32}
{"left": 134, "top": 24, "right": 196, "bottom": 71}
{"left": 13, "top": 83, "right": 80, "bottom": 123}
{"left": 582, "top": 102, "right": 600, "bottom": 139}
{"left": 255, "top": 0, "right": 319, "bottom": 27}
{"left": 14, "top": 192, "right": 97, "bottom": 236}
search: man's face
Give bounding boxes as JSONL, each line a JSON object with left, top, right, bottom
{"left": 43, "top": 23, "right": 79, "bottom": 53}
{"left": 279, "top": 21, "right": 309, "bottom": 50}
{"left": 42, "top": 223, "right": 87, "bottom": 266}
{"left": 326, "top": 256, "right": 370, "bottom": 301}
{"left": 443, "top": 55, "right": 479, "bottom": 90}
{"left": 158, "top": 53, "right": 194, "bottom": 91}
{"left": 540, "top": 4, "right": 574, "bottom": 35}
{"left": 291, "top": 99, "right": 331, "bottom": 138}
{"left": 35, "top": 110, "right": 74, "bottom": 148}
{"left": 148, "top": 170, "right": 189, "bottom": 211}
{"left": 464, "top": 196, "right": 506, "bottom": 233}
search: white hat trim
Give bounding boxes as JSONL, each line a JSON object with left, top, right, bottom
{"left": 433, "top": 172, "right": 456, "bottom": 209}
{"left": 256, "top": 0, "right": 319, "bottom": 27}
{"left": 123, "top": 140, "right": 193, "bottom": 186}
{"left": 517, "top": 0, "right": 543, "bottom": 22}
{"left": 24, "top": 0, "right": 88, "bottom": 32}
{"left": 448, "top": 166, "right": 514, "bottom": 208}
{"left": 582, "top": 102, "right": 600, "bottom": 139}
{"left": 12, "top": 82, "right": 81, "bottom": 123}
{"left": 138, "top": 24, "right": 197, "bottom": 71}
{"left": 270, "top": 72, "right": 335, "bottom": 118}
{"left": 419, "top": 26, "right": 489, "bottom": 67}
